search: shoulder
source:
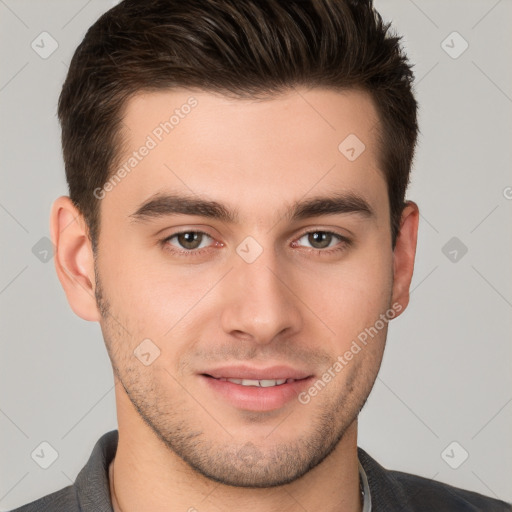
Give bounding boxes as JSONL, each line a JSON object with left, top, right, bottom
{"left": 9, "top": 430, "right": 118, "bottom": 512}
{"left": 358, "top": 447, "right": 511, "bottom": 511}
{"left": 390, "top": 468, "right": 512, "bottom": 511}
{"left": 9, "top": 485, "right": 79, "bottom": 512}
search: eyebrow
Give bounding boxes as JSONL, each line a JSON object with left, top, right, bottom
{"left": 129, "top": 191, "right": 374, "bottom": 224}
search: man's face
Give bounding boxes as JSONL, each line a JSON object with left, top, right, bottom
{"left": 95, "top": 88, "right": 396, "bottom": 487}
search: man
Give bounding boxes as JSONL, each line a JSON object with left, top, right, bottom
{"left": 14, "top": 0, "right": 511, "bottom": 510}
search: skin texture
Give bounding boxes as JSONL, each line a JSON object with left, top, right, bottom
{"left": 51, "top": 87, "right": 419, "bottom": 512}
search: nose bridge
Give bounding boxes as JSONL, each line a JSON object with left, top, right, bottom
{"left": 220, "top": 238, "right": 303, "bottom": 343}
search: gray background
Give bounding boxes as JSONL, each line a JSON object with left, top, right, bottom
{"left": 1, "top": 0, "right": 511, "bottom": 509}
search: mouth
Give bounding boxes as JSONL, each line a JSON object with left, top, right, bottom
{"left": 202, "top": 375, "right": 301, "bottom": 387}
{"left": 200, "top": 372, "right": 314, "bottom": 411}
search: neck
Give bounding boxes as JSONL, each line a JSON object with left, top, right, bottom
{"left": 110, "top": 394, "right": 362, "bottom": 512}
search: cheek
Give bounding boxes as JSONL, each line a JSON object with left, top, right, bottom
{"left": 301, "top": 247, "right": 393, "bottom": 333}
{"left": 98, "top": 249, "right": 222, "bottom": 358}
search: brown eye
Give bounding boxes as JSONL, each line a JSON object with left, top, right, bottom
{"left": 292, "top": 230, "right": 351, "bottom": 256}
{"left": 307, "top": 231, "right": 333, "bottom": 249}
{"left": 166, "top": 231, "right": 212, "bottom": 251}
{"left": 177, "top": 232, "right": 202, "bottom": 249}
{"left": 298, "top": 231, "right": 339, "bottom": 249}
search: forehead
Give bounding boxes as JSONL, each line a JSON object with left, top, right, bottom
{"left": 105, "top": 87, "right": 387, "bottom": 224}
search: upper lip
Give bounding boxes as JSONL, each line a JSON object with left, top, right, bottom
{"left": 202, "top": 364, "right": 312, "bottom": 380}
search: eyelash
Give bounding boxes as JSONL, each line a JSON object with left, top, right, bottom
{"left": 160, "top": 229, "right": 352, "bottom": 258}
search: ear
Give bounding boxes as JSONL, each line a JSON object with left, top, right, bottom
{"left": 50, "top": 196, "right": 100, "bottom": 322}
{"left": 390, "top": 200, "right": 419, "bottom": 315}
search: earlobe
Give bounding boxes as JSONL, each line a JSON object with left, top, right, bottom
{"left": 50, "top": 196, "right": 101, "bottom": 322}
{"left": 390, "top": 200, "right": 420, "bottom": 315}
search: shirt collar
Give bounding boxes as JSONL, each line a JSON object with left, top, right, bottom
{"left": 75, "top": 430, "right": 406, "bottom": 511}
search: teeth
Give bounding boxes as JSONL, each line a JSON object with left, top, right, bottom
{"left": 260, "top": 379, "right": 286, "bottom": 387}
{"left": 224, "top": 378, "right": 292, "bottom": 387}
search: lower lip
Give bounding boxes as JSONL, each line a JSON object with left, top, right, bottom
{"left": 200, "top": 375, "right": 314, "bottom": 411}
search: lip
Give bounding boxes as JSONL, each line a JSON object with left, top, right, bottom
{"left": 201, "top": 364, "right": 312, "bottom": 380}
{"left": 199, "top": 368, "right": 314, "bottom": 412}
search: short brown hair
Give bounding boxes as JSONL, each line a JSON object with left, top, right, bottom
{"left": 58, "top": 0, "right": 418, "bottom": 251}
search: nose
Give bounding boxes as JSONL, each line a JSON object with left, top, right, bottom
{"left": 219, "top": 245, "right": 303, "bottom": 345}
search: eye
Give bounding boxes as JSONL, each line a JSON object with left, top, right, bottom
{"left": 293, "top": 230, "right": 351, "bottom": 254}
{"left": 164, "top": 231, "right": 214, "bottom": 251}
